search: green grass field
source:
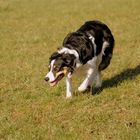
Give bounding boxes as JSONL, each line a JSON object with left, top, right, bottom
{"left": 0, "top": 0, "right": 140, "bottom": 139}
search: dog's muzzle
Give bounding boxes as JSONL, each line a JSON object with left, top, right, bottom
{"left": 44, "top": 67, "right": 69, "bottom": 86}
{"left": 44, "top": 77, "right": 49, "bottom": 82}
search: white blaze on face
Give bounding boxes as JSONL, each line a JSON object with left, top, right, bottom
{"left": 45, "top": 60, "right": 55, "bottom": 83}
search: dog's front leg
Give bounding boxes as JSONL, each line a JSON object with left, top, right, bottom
{"left": 78, "top": 68, "right": 94, "bottom": 92}
{"left": 66, "top": 77, "right": 72, "bottom": 98}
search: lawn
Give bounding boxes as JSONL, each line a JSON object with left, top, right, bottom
{"left": 0, "top": 0, "right": 140, "bottom": 139}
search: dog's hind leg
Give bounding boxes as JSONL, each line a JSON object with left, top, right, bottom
{"left": 92, "top": 70, "right": 103, "bottom": 94}
{"left": 95, "top": 71, "right": 102, "bottom": 88}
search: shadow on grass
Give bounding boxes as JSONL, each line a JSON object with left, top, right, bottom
{"left": 92, "top": 64, "right": 140, "bottom": 95}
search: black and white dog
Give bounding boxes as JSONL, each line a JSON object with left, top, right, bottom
{"left": 45, "top": 20, "right": 115, "bottom": 98}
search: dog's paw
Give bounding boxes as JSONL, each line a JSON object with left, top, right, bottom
{"left": 66, "top": 95, "right": 72, "bottom": 99}
{"left": 78, "top": 86, "right": 86, "bottom": 92}
{"left": 78, "top": 86, "right": 91, "bottom": 92}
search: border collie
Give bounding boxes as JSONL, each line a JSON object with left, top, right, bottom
{"left": 45, "top": 20, "right": 115, "bottom": 98}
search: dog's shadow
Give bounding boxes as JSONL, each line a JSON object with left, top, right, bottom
{"left": 92, "top": 64, "right": 140, "bottom": 95}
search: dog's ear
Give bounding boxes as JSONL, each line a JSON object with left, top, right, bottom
{"left": 62, "top": 54, "right": 76, "bottom": 65}
{"left": 50, "top": 52, "right": 61, "bottom": 61}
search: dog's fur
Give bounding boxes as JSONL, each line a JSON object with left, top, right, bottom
{"left": 45, "top": 20, "right": 115, "bottom": 98}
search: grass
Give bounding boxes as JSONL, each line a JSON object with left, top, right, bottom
{"left": 0, "top": 0, "right": 140, "bottom": 139}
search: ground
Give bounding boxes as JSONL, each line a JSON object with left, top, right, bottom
{"left": 0, "top": 0, "right": 140, "bottom": 139}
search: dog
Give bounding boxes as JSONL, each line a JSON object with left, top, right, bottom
{"left": 45, "top": 20, "right": 115, "bottom": 98}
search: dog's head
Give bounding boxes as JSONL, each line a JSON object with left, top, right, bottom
{"left": 45, "top": 52, "right": 76, "bottom": 86}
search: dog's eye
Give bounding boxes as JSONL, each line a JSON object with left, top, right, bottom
{"left": 53, "top": 65, "right": 59, "bottom": 71}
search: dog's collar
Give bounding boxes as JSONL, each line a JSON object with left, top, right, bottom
{"left": 58, "top": 47, "right": 79, "bottom": 59}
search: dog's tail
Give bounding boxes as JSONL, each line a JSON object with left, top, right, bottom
{"left": 99, "top": 34, "right": 115, "bottom": 71}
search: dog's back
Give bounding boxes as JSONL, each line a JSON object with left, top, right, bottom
{"left": 63, "top": 20, "right": 115, "bottom": 70}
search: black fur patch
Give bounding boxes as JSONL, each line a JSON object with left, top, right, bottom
{"left": 63, "top": 20, "right": 115, "bottom": 69}
{"left": 49, "top": 52, "right": 76, "bottom": 74}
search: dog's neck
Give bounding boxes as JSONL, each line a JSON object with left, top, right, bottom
{"left": 58, "top": 47, "right": 82, "bottom": 68}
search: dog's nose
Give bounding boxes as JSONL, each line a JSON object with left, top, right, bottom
{"left": 44, "top": 77, "right": 49, "bottom": 81}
